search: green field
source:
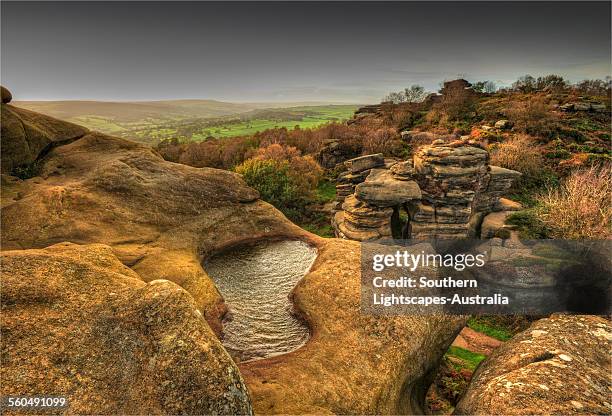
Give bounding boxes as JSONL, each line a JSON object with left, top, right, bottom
{"left": 122, "top": 105, "right": 358, "bottom": 143}
{"left": 15, "top": 100, "right": 359, "bottom": 144}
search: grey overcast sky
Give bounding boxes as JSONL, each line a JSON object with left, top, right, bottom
{"left": 1, "top": 1, "right": 610, "bottom": 102}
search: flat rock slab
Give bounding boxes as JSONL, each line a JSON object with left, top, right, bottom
{"left": 355, "top": 169, "right": 421, "bottom": 207}
{"left": 344, "top": 153, "right": 384, "bottom": 173}
{"left": 456, "top": 315, "right": 612, "bottom": 415}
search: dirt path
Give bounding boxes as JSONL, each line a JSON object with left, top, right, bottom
{"left": 452, "top": 327, "right": 503, "bottom": 355}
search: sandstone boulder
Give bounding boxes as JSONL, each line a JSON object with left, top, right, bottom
{"left": 480, "top": 211, "right": 516, "bottom": 239}
{"left": 1, "top": 85, "right": 12, "bottom": 103}
{"left": 1, "top": 103, "right": 468, "bottom": 414}
{"left": 494, "top": 119, "right": 512, "bottom": 130}
{"left": 456, "top": 315, "right": 612, "bottom": 415}
{"left": 344, "top": 153, "right": 384, "bottom": 173}
{"left": 0, "top": 117, "right": 299, "bottom": 328}
{"left": 355, "top": 169, "right": 421, "bottom": 207}
{"left": 1, "top": 243, "right": 252, "bottom": 415}
{"left": 241, "top": 239, "right": 466, "bottom": 414}
{"left": 1, "top": 104, "right": 89, "bottom": 174}
{"left": 494, "top": 197, "right": 523, "bottom": 211}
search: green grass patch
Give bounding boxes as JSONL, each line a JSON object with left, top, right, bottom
{"left": 467, "top": 317, "right": 513, "bottom": 341}
{"left": 301, "top": 223, "right": 334, "bottom": 238}
{"left": 506, "top": 209, "right": 550, "bottom": 239}
{"left": 445, "top": 346, "right": 486, "bottom": 371}
{"left": 315, "top": 180, "right": 336, "bottom": 203}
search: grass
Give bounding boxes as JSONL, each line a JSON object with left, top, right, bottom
{"left": 445, "top": 346, "right": 486, "bottom": 371}
{"left": 315, "top": 180, "right": 336, "bottom": 203}
{"left": 183, "top": 105, "right": 357, "bottom": 139}
{"left": 121, "top": 105, "right": 358, "bottom": 143}
{"left": 467, "top": 317, "right": 513, "bottom": 341}
{"left": 506, "top": 209, "right": 550, "bottom": 239}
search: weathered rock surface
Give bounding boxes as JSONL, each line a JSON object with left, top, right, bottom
{"left": 474, "top": 165, "right": 522, "bottom": 213}
{"left": 494, "top": 119, "right": 512, "bottom": 130}
{"left": 316, "top": 139, "right": 360, "bottom": 169}
{"left": 1, "top": 103, "right": 89, "bottom": 174}
{"left": 1, "top": 85, "right": 12, "bottom": 103}
{"left": 344, "top": 153, "right": 385, "bottom": 173}
{"left": 333, "top": 144, "right": 520, "bottom": 240}
{"left": 1, "top": 243, "right": 252, "bottom": 415}
{"left": 560, "top": 102, "right": 608, "bottom": 112}
{"left": 480, "top": 210, "right": 515, "bottom": 239}
{"left": 456, "top": 315, "right": 612, "bottom": 415}
{"left": 495, "top": 197, "right": 523, "bottom": 212}
{"left": 241, "top": 239, "right": 466, "bottom": 415}
{"left": 1, "top": 103, "right": 467, "bottom": 414}
{"left": 355, "top": 169, "right": 421, "bottom": 207}
{"left": 0, "top": 111, "right": 301, "bottom": 329}
{"left": 333, "top": 195, "right": 394, "bottom": 240}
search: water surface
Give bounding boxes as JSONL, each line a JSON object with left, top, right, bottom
{"left": 204, "top": 239, "right": 317, "bottom": 361}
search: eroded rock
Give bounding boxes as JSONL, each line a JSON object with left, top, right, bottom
{"left": 0, "top": 243, "right": 252, "bottom": 415}
{"left": 456, "top": 315, "right": 612, "bottom": 415}
{"left": 344, "top": 153, "right": 385, "bottom": 173}
{"left": 1, "top": 103, "right": 468, "bottom": 414}
{"left": 1, "top": 104, "right": 89, "bottom": 174}
{"left": 1, "top": 85, "right": 12, "bottom": 103}
{"left": 355, "top": 169, "right": 421, "bottom": 207}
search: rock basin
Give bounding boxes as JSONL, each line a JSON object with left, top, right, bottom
{"left": 204, "top": 239, "right": 317, "bottom": 361}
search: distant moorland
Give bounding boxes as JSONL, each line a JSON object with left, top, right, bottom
{"left": 14, "top": 99, "right": 359, "bottom": 143}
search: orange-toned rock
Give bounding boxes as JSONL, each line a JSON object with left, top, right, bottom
{"left": 1, "top": 243, "right": 252, "bottom": 415}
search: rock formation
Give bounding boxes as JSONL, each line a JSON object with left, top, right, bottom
{"left": 456, "top": 315, "right": 612, "bottom": 415}
{"left": 1, "top": 88, "right": 466, "bottom": 414}
{"left": 1, "top": 243, "right": 252, "bottom": 415}
{"left": 1, "top": 101, "right": 89, "bottom": 174}
{"left": 333, "top": 142, "right": 521, "bottom": 240}
{"left": 1, "top": 85, "right": 12, "bottom": 103}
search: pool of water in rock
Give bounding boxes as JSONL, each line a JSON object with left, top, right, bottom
{"left": 204, "top": 239, "right": 317, "bottom": 361}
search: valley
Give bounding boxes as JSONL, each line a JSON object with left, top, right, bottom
{"left": 14, "top": 99, "right": 359, "bottom": 144}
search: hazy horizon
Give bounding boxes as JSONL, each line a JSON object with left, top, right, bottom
{"left": 2, "top": 1, "right": 611, "bottom": 103}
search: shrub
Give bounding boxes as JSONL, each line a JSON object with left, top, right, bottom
{"left": 490, "top": 135, "right": 545, "bottom": 178}
{"left": 362, "top": 128, "right": 402, "bottom": 155}
{"left": 537, "top": 165, "right": 611, "bottom": 239}
{"left": 235, "top": 158, "right": 297, "bottom": 208}
{"left": 506, "top": 209, "right": 550, "bottom": 239}
{"left": 433, "top": 85, "right": 477, "bottom": 124}
{"left": 234, "top": 144, "right": 323, "bottom": 218}
{"left": 505, "top": 96, "right": 557, "bottom": 137}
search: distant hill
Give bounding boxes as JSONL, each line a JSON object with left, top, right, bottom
{"left": 13, "top": 100, "right": 262, "bottom": 123}
{"left": 12, "top": 100, "right": 360, "bottom": 142}
{"left": 13, "top": 99, "right": 355, "bottom": 123}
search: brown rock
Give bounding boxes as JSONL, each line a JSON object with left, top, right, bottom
{"left": 1, "top": 103, "right": 468, "bottom": 414}
{"left": 456, "top": 315, "right": 612, "bottom": 415}
{"left": 355, "top": 169, "right": 421, "bottom": 207}
{"left": 480, "top": 211, "right": 516, "bottom": 239}
{"left": 344, "top": 153, "right": 384, "bottom": 173}
{"left": 1, "top": 85, "right": 12, "bottom": 103}
{"left": 242, "top": 239, "right": 466, "bottom": 414}
{"left": 0, "top": 243, "right": 252, "bottom": 415}
{"left": 495, "top": 197, "right": 523, "bottom": 212}
{"left": 1, "top": 104, "right": 89, "bottom": 174}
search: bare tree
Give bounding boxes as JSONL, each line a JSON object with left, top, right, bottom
{"left": 472, "top": 80, "right": 497, "bottom": 93}
{"left": 403, "top": 85, "right": 427, "bottom": 102}
{"left": 383, "top": 84, "right": 427, "bottom": 103}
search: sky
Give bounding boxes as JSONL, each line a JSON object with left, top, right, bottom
{"left": 1, "top": 1, "right": 611, "bottom": 103}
